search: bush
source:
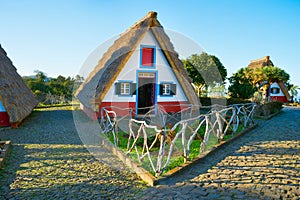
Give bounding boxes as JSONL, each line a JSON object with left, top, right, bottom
{"left": 199, "top": 97, "right": 251, "bottom": 106}
{"left": 227, "top": 98, "right": 251, "bottom": 105}
{"left": 255, "top": 101, "right": 283, "bottom": 117}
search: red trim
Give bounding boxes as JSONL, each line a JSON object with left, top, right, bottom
{"left": 81, "top": 101, "right": 192, "bottom": 118}
{"left": 157, "top": 101, "right": 190, "bottom": 113}
{"left": 0, "top": 112, "right": 11, "bottom": 127}
{"left": 270, "top": 96, "right": 288, "bottom": 103}
{"left": 81, "top": 104, "right": 98, "bottom": 121}
{"left": 99, "top": 101, "right": 190, "bottom": 116}
{"left": 100, "top": 102, "right": 136, "bottom": 117}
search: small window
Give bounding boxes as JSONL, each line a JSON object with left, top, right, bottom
{"left": 160, "top": 83, "right": 176, "bottom": 96}
{"left": 115, "top": 82, "right": 136, "bottom": 95}
{"left": 271, "top": 87, "right": 280, "bottom": 94}
{"left": 142, "top": 47, "right": 154, "bottom": 66}
{"left": 121, "top": 83, "right": 130, "bottom": 95}
{"left": 162, "top": 84, "right": 171, "bottom": 95}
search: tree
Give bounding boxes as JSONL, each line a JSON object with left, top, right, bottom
{"left": 247, "top": 66, "right": 290, "bottom": 101}
{"left": 23, "top": 71, "right": 81, "bottom": 104}
{"left": 34, "top": 70, "right": 47, "bottom": 82}
{"left": 73, "top": 75, "right": 85, "bottom": 92}
{"left": 289, "top": 85, "right": 300, "bottom": 102}
{"left": 228, "top": 68, "right": 256, "bottom": 99}
{"left": 228, "top": 65, "right": 290, "bottom": 101}
{"left": 183, "top": 52, "right": 227, "bottom": 96}
{"left": 247, "top": 66, "right": 289, "bottom": 85}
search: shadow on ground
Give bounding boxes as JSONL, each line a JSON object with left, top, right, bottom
{"left": 0, "top": 108, "right": 146, "bottom": 199}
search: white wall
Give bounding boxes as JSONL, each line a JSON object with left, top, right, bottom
{"left": 102, "top": 30, "right": 188, "bottom": 102}
{"left": 269, "top": 82, "right": 285, "bottom": 97}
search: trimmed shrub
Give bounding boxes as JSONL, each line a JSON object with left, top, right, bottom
{"left": 199, "top": 97, "right": 251, "bottom": 106}
{"left": 255, "top": 101, "right": 283, "bottom": 117}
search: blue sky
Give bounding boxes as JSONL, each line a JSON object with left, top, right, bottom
{"left": 1, "top": 0, "right": 300, "bottom": 90}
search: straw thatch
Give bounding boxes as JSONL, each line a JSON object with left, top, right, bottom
{"left": 75, "top": 11, "right": 199, "bottom": 111}
{"left": 247, "top": 55, "right": 291, "bottom": 101}
{"left": 248, "top": 56, "right": 274, "bottom": 68}
{"left": 278, "top": 81, "right": 291, "bottom": 101}
{"left": 0, "top": 44, "right": 38, "bottom": 126}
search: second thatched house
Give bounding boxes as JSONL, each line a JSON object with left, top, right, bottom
{"left": 75, "top": 11, "right": 199, "bottom": 119}
{"left": 248, "top": 56, "right": 291, "bottom": 103}
{"left": 0, "top": 44, "right": 38, "bottom": 128}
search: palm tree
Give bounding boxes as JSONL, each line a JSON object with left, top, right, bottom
{"left": 289, "top": 85, "right": 300, "bottom": 102}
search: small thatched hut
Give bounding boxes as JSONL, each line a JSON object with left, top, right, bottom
{"left": 75, "top": 11, "right": 199, "bottom": 119}
{"left": 0, "top": 44, "right": 38, "bottom": 128}
{"left": 248, "top": 56, "right": 274, "bottom": 69}
{"left": 247, "top": 56, "right": 291, "bottom": 102}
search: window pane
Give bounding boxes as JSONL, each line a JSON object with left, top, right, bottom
{"left": 125, "top": 83, "right": 130, "bottom": 94}
{"left": 120, "top": 83, "right": 130, "bottom": 95}
{"left": 162, "top": 84, "right": 170, "bottom": 95}
{"left": 142, "top": 48, "right": 154, "bottom": 66}
{"left": 271, "top": 87, "right": 280, "bottom": 94}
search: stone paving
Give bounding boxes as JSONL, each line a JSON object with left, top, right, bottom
{"left": 137, "top": 107, "right": 300, "bottom": 199}
{"left": 0, "top": 107, "right": 146, "bottom": 199}
{"left": 0, "top": 106, "right": 299, "bottom": 199}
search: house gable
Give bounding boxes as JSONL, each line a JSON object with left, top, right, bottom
{"left": 247, "top": 56, "right": 291, "bottom": 103}
{"left": 75, "top": 12, "right": 199, "bottom": 112}
{"left": 102, "top": 30, "right": 188, "bottom": 103}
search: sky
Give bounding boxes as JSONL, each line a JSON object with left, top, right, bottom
{"left": 1, "top": 0, "right": 300, "bottom": 93}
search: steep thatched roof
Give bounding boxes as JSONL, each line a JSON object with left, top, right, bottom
{"left": 75, "top": 11, "right": 199, "bottom": 111}
{"left": 248, "top": 56, "right": 274, "bottom": 68}
{"left": 247, "top": 56, "right": 291, "bottom": 101}
{"left": 0, "top": 44, "right": 38, "bottom": 125}
{"left": 278, "top": 81, "right": 291, "bottom": 101}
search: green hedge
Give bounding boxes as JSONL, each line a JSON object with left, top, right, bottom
{"left": 199, "top": 97, "right": 251, "bottom": 106}
{"left": 255, "top": 101, "right": 283, "bottom": 117}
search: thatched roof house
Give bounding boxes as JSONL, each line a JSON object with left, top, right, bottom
{"left": 0, "top": 44, "right": 38, "bottom": 127}
{"left": 75, "top": 11, "right": 199, "bottom": 117}
{"left": 247, "top": 56, "right": 291, "bottom": 102}
{"left": 248, "top": 56, "right": 274, "bottom": 69}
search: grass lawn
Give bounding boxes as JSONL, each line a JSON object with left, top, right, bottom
{"left": 102, "top": 123, "right": 246, "bottom": 176}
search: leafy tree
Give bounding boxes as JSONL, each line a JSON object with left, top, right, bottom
{"left": 183, "top": 52, "right": 227, "bottom": 96}
{"left": 247, "top": 66, "right": 289, "bottom": 85}
{"left": 24, "top": 70, "right": 52, "bottom": 95}
{"left": 34, "top": 70, "right": 47, "bottom": 82}
{"left": 23, "top": 71, "right": 84, "bottom": 104}
{"left": 73, "top": 75, "right": 85, "bottom": 92}
{"left": 289, "top": 85, "right": 300, "bottom": 102}
{"left": 228, "top": 68, "right": 256, "bottom": 99}
{"left": 247, "top": 66, "right": 290, "bottom": 101}
{"left": 228, "top": 65, "right": 290, "bottom": 101}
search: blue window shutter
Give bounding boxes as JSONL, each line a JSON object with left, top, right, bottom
{"left": 171, "top": 84, "right": 176, "bottom": 95}
{"left": 131, "top": 83, "right": 136, "bottom": 95}
{"left": 115, "top": 83, "right": 121, "bottom": 95}
{"left": 159, "top": 84, "right": 163, "bottom": 95}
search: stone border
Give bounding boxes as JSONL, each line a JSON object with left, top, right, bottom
{"left": 35, "top": 104, "right": 80, "bottom": 109}
{"left": 101, "top": 124, "right": 258, "bottom": 186}
{"left": 156, "top": 123, "right": 258, "bottom": 184}
{"left": 255, "top": 110, "right": 281, "bottom": 120}
{"left": 101, "top": 139, "right": 156, "bottom": 186}
{"left": 0, "top": 140, "right": 11, "bottom": 168}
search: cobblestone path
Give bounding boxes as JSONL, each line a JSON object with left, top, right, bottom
{"left": 137, "top": 107, "right": 300, "bottom": 200}
{"left": 1, "top": 107, "right": 299, "bottom": 199}
{"left": 0, "top": 107, "right": 146, "bottom": 199}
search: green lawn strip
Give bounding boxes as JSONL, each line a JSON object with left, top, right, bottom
{"left": 102, "top": 123, "right": 246, "bottom": 176}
